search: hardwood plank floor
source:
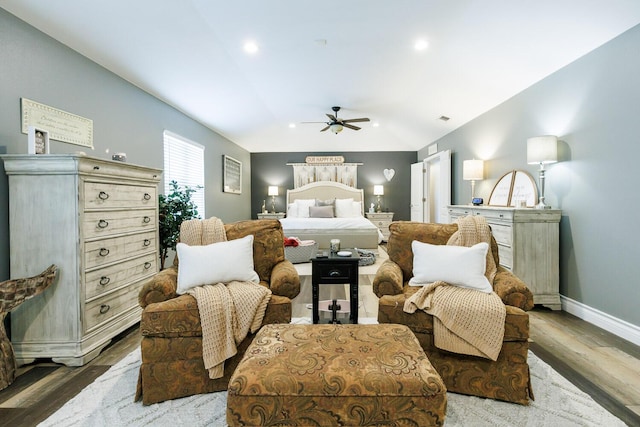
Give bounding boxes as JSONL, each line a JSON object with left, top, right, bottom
{"left": 0, "top": 308, "right": 638, "bottom": 426}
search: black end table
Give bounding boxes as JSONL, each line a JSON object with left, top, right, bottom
{"left": 311, "top": 249, "right": 359, "bottom": 324}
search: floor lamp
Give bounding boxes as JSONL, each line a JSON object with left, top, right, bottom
{"left": 527, "top": 136, "right": 558, "bottom": 209}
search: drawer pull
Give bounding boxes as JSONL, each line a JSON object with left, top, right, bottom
{"left": 99, "top": 304, "right": 110, "bottom": 314}
{"left": 143, "top": 239, "right": 151, "bottom": 246}
{"left": 143, "top": 216, "right": 151, "bottom": 224}
{"left": 328, "top": 269, "right": 342, "bottom": 277}
{"left": 99, "top": 276, "right": 111, "bottom": 286}
{"left": 99, "top": 248, "right": 110, "bottom": 257}
{"left": 98, "top": 191, "right": 109, "bottom": 200}
{"left": 93, "top": 166, "right": 100, "bottom": 170}
{"left": 98, "top": 219, "right": 109, "bottom": 229}
{"left": 144, "top": 262, "right": 152, "bottom": 269}
{"left": 143, "top": 193, "right": 151, "bottom": 201}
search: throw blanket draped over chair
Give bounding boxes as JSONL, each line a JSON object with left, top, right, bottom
{"left": 404, "top": 216, "right": 506, "bottom": 361}
{"left": 181, "top": 218, "right": 271, "bottom": 379}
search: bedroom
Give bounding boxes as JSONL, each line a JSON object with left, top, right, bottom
{"left": 1, "top": 2, "right": 640, "bottom": 424}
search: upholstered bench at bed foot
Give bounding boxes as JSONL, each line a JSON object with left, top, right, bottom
{"left": 227, "top": 323, "right": 447, "bottom": 427}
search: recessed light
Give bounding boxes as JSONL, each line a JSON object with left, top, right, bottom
{"left": 414, "top": 39, "right": 428, "bottom": 51}
{"left": 243, "top": 40, "right": 259, "bottom": 54}
{"left": 372, "top": 122, "right": 380, "bottom": 127}
{"left": 288, "top": 123, "right": 296, "bottom": 128}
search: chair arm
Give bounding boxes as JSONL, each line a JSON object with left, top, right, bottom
{"left": 493, "top": 266, "right": 535, "bottom": 311}
{"left": 373, "top": 260, "right": 404, "bottom": 298}
{"left": 138, "top": 267, "right": 179, "bottom": 308}
{"left": 269, "top": 260, "right": 300, "bottom": 300}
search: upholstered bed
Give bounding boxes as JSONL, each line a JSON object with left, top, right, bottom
{"left": 279, "top": 181, "right": 382, "bottom": 251}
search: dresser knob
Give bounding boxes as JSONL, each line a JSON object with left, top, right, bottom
{"left": 99, "top": 248, "right": 110, "bottom": 257}
{"left": 143, "top": 216, "right": 151, "bottom": 224}
{"left": 99, "top": 276, "right": 111, "bottom": 286}
{"left": 98, "top": 191, "right": 109, "bottom": 200}
{"left": 143, "top": 193, "right": 151, "bottom": 201}
{"left": 99, "top": 304, "right": 110, "bottom": 314}
{"left": 98, "top": 219, "right": 109, "bottom": 229}
{"left": 144, "top": 262, "right": 152, "bottom": 269}
{"left": 143, "top": 239, "right": 151, "bottom": 246}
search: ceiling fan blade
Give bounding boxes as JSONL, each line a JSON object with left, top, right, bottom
{"left": 320, "top": 125, "right": 330, "bottom": 132}
{"left": 326, "top": 114, "right": 337, "bottom": 121}
{"left": 342, "top": 117, "right": 370, "bottom": 123}
{"left": 343, "top": 123, "right": 361, "bottom": 131}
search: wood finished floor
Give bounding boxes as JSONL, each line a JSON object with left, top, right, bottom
{"left": 0, "top": 308, "right": 638, "bottom": 427}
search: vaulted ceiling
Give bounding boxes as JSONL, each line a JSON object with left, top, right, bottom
{"left": 2, "top": 1, "right": 640, "bottom": 152}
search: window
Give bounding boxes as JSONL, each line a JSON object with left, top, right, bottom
{"left": 163, "top": 130, "right": 205, "bottom": 217}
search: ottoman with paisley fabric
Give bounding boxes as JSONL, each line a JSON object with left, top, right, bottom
{"left": 227, "top": 323, "right": 447, "bottom": 426}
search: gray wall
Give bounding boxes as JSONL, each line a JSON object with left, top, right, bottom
{"left": 419, "top": 24, "right": 640, "bottom": 328}
{"left": 0, "top": 9, "right": 252, "bottom": 281}
{"left": 250, "top": 152, "right": 417, "bottom": 220}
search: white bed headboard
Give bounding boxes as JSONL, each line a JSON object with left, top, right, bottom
{"left": 286, "top": 181, "right": 365, "bottom": 215}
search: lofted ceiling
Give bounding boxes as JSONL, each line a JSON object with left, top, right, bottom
{"left": 2, "top": 1, "right": 640, "bottom": 153}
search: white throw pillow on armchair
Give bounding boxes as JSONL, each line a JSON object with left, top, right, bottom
{"left": 409, "top": 240, "right": 493, "bottom": 293}
{"left": 176, "top": 234, "right": 260, "bottom": 294}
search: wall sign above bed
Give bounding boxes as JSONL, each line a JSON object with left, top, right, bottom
{"left": 288, "top": 161, "right": 363, "bottom": 188}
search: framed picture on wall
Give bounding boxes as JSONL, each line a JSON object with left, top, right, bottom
{"left": 223, "top": 155, "right": 242, "bottom": 194}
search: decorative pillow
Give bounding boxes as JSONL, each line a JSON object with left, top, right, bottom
{"left": 287, "top": 203, "right": 298, "bottom": 218}
{"left": 294, "top": 199, "right": 316, "bottom": 218}
{"left": 309, "top": 205, "right": 334, "bottom": 218}
{"left": 351, "top": 201, "right": 363, "bottom": 217}
{"left": 176, "top": 235, "right": 259, "bottom": 294}
{"left": 315, "top": 198, "right": 335, "bottom": 216}
{"left": 335, "top": 198, "right": 354, "bottom": 218}
{"left": 409, "top": 240, "right": 492, "bottom": 293}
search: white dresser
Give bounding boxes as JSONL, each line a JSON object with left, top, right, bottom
{"left": 448, "top": 205, "right": 561, "bottom": 310}
{"left": 365, "top": 212, "right": 394, "bottom": 242}
{"left": 3, "top": 154, "right": 161, "bottom": 366}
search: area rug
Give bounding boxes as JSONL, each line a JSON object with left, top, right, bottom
{"left": 38, "top": 348, "right": 624, "bottom": 426}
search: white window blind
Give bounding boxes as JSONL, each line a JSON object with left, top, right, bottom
{"left": 163, "top": 130, "right": 205, "bottom": 217}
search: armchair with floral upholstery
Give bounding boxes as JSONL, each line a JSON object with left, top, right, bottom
{"left": 135, "top": 219, "right": 300, "bottom": 405}
{"left": 373, "top": 221, "right": 534, "bottom": 405}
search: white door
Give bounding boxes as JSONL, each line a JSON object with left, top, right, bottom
{"left": 410, "top": 162, "right": 425, "bottom": 221}
{"left": 411, "top": 150, "right": 451, "bottom": 223}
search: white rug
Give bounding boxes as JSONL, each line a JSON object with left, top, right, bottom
{"left": 39, "top": 348, "right": 625, "bottom": 427}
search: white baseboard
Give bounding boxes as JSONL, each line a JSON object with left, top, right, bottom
{"left": 561, "top": 296, "right": 640, "bottom": 347}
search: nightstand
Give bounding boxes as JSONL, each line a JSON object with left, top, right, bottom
{"left": 365, "top": 212, "right": 394, "bottom": 241}
{"left": 257, "top": 212, "right": 285, "bottom": 219}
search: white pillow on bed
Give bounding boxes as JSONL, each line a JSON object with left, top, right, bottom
{"left": 409, "top": 240, "right": 492, "bottom": 293}
{"left": 335, "top": 198, "right": 354, "bottom": 218}
{"left": 351, "top": 201, "right": 363, "bottom": 217}
{"left": 287, "top": 203, "right": 298, "bottom": 218}
{"left": 294, "top": 199, "right": 316, "bottom": 218}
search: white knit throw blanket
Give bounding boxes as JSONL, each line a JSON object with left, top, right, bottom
{"left": 180, "top": 218, "right": 272, "bottom": 379}
{"left": 404, "top": 216, "right": 506, "bottom": 361}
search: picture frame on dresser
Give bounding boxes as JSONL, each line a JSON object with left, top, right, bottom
{"left": 27, "top": 125, "right": 49, "bottom": 154}
{"left": 223, "top": 155, "right": 242, "bottom": 194}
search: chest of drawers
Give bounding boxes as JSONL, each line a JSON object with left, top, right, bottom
{"left": 3, "top": 154, "right": 161, "bottom": 366}
{"left": 365, "top": 212, "right": 394, "bottom": 242}
{"left": 448, "top": 205, "right": 561, "bottom": 310}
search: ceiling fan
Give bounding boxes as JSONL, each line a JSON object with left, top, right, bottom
{"left": 303, "top": 106, "right": 370, "bottom": 134}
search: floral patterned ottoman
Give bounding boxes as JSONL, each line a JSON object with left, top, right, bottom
{"left": 227, "top": 323, "right": 447, "bottom": 426}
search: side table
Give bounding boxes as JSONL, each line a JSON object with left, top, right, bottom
{"left": 311, "top": 250, "right": 359, "bottom": 324}
{"left": 365, "top": 212, "right": 394, "bottom": 241}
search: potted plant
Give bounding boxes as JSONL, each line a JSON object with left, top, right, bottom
{"left": 158, "top": 180, "right": 201, "bottom": 269}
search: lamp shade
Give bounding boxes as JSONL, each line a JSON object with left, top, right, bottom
{"left": 329, "top": 123, "right": 343, "bottom": 134}
{"left": 373, "top": 185, "right": 384, "bottom": 196}
{"left": 463, "top": 159, "right": 484, "bottom": 181}
{"left": 527, "top": 136, "right": 558, "bottom": 164}
{"left": 267, "top": 186, "right": 279, "bottom": 196}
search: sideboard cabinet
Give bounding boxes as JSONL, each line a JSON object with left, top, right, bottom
{"left": 448, "top": 205, "right": 561, "bottom": 310}
{"left": 3, "top": 154, "right": 161, "bottom": 366}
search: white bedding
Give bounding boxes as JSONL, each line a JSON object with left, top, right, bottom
{"left": 280, "top": 216, "right": 377, "bottom": 230}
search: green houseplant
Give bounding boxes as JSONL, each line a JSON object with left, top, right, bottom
{"left": 158, "top": 180, "right": 201, "bottom": 269}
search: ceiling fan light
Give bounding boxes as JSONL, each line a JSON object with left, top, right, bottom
{"left": 330, "top": 123, "right": 343, "bottom": 134}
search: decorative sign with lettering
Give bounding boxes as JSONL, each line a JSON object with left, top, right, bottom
{"left": 304, "top": 156, "right": 344, "bottom": 164}
{"left": 488, "top": 170, "right": 537, "bottom": 207}
{"left": 21, "top": 98, "right": 94, "bottom": 149}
